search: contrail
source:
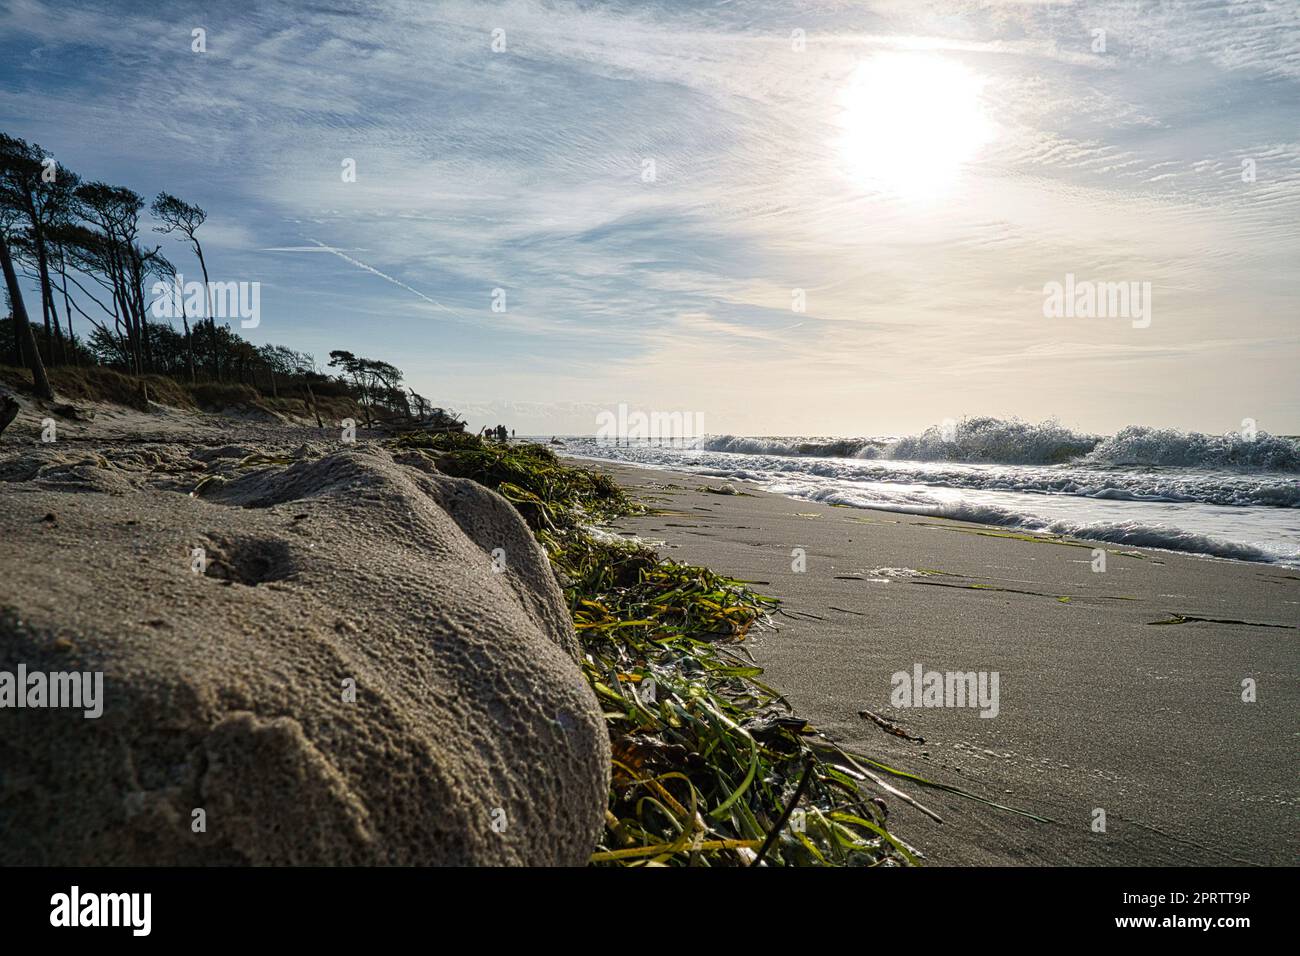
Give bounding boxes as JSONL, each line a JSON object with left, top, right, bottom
{"left": 302, "top": 237, "right": 477, "bottom": 324}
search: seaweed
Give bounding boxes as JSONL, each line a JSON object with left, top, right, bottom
{"left": 391, "top": 432, "right": 920, "bottom": 866}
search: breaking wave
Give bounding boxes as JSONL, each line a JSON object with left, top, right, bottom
{"left": 754, "top": 481, "right": 1287, "bottom": 564}
{"left": 700, "top": 435, "right": 886, "bottom": 458}
{"left": 885, "top": 417, "right": 1096, "bottom": 465}
{"left": 701, "top": 418, "right": 1299, "bottom": 471}
{"left": 1083, "top": 426, "right": 1300, "bottom": 471}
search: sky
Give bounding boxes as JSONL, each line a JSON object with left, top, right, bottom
{"left": 1, "top": 0, "right": 1297, "bottom": 436}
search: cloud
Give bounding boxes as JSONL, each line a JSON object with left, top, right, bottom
{"left": 1, "top": 0, "right": 1297, "bottom": 432}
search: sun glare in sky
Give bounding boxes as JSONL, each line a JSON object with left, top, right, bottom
{"left": 836, "top": 54, "right": 993, "bottom": 201}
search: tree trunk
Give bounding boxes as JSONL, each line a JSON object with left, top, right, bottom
{"left": 59, "top": 266, "right": 79, "bottom": 367}
{"left": 129, "top": 248, "right": 153, "bottom": 373}
{"left": 22, "top": 191, "right": 53, "bottom": 364}
{"left": 0, "top": 231, "right": 54, "bottom": 401}
{"left": 38, "top": 260, "right": 52, "bottom": 361}
{"left": 108, "top": 249, "right": 139, "bottom": 374}
{"left": 34, "top": 231, "right": 65, "bottom": 365}
{"left": 194, "top": 244, "right": 217, "bottom": 380}
{"left": 111, "top": 280, "right": 137, "bottom": 374}
{"left": 43, "top": 277, "right": 65, "bottom": 366}
{"left": 10, "top": 298, "right": 21, "bottom": 366}
{"left": 182, "top": 313, "right": 195, "bottom": 382}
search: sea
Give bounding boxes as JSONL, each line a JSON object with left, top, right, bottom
{"left": 557, "top": 418, "right": 1300, "bottom": 568}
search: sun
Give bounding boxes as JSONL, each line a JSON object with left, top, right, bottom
{"left": 835, "top": 54, "right": 992, "bottom": 201}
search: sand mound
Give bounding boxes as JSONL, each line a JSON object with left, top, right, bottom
{"left": 0, "top": 442, "right": 609, "bottom": 865}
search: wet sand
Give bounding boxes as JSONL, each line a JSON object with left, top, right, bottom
{"left": 584, "top": 459, "right": 1299, "bottom": 866}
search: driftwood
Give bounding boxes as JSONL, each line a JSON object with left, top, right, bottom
{"left": 366, "top": 407, "right": 467, "bottom": 435}
{"left": 304, "top": 383, "right": 325, "bottom": 429}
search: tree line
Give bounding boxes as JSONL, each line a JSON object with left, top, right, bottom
{"left": 0, "top": 131, "right": 442, "bottom": 426}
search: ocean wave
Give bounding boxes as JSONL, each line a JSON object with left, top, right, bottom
{"left": 767, "top": 483, "right": 1280, "bottom": 564}
{"left": 886, "top": 417, "right": 1099, "bottom": 465}
{"left": 586, "top": 441, "right": 1300, "bottom": 508}
{"left": 730, "top": 458, "right": 1300, "bottom": 508}
{"left": 1035, "top": 519, "right": 1273, "bottom": 562}
{"left": 1083, "top": 426, "right": 1300, "bottom": 471}
{"left": 564, "top": 434, "right": 1300, "bottom": 565}
{"left": 700, "top": 435, "right": 885, "bottom": 458}
{"left": 702, "top": 419, "right": 1300, "bottom": 471}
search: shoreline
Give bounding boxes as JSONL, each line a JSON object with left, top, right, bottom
{"left": 579, "top": 457, "right": 1300, "bottom": 866}
{"left": 558, "top": 447, "right": 1298, "bottom": 570}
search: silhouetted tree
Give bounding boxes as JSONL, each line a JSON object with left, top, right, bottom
{"left": 0, "top": 134, "right": 81, "bottom": 366}
{"left": 0, "top": 226, "right": 53, "bottom": 399}
{"left": 75, "top": 182, "right": 151, "bottom": 373}
{"left": 151, "top": 192, "right": 216, "bottom": 379}
{"left": 0, "top": 128, "right": 449, "bottom": 429}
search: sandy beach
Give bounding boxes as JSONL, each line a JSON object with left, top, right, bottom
{"left": 0, "top": 406, "right": 612, "bottom": 866}
{"left": 582, "top": 458, "right": 1300, "bottom": 866}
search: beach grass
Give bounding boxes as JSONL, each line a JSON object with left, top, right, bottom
{"left": 392, "top": 432, "right": 918, "bottom": 866}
